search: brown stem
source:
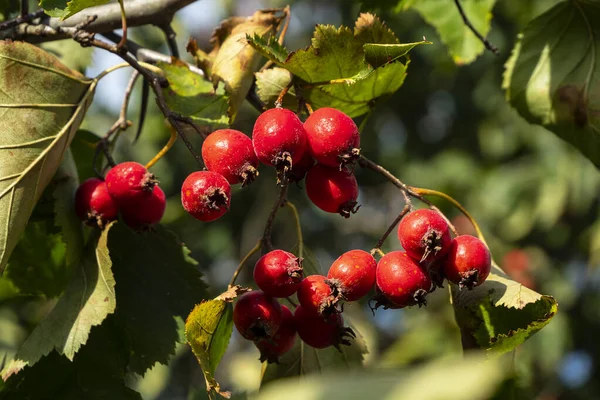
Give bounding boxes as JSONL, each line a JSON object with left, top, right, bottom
{"left": 453, "top": 0, "right": 499, "bottom": 55}
{"left": 275, "top": 80, "right": 293, "bottom": 108}
{"left": 0, "top": 9, "right": 45, "bottom": 31}
{"left": 229, "top": 240, "right": 261, "bottom": 287}
{"left": 158, "top": 23, "right": 179, "bottom": 58}
{"left": 261, "top": 183, "right": 288, "bottom": 253}
{"left": 372, "top": 204, "right": 411, "bottom": 252}
{"left": 116, "top": 0, "right": 128, "bottom": 50}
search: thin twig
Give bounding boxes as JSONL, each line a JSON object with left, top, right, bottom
{"left": 145, "top": 125, "right": 177, "bottom": 169}
{"left": 229, "top": 240, "right": 261, "bottom": 287}
{"left": 0, "top": 9, "right": 45, "bottom": 31}
{"left": 20, "top": 0, "right": 29, "bottom": 17}
{"left": 159, "top": 23, "right": 179, "bottom": 58}
{"left": 372, "top": 204, "right": 410, "bottom": 253}
{"left": 116, "top": 0, "right": 128, "bottom": 50}
{"left": 453, "top": 0, "right": 499, "bottom": 55}
{"left": 286, "top": 201, "right": 303, "bottom": 258}
{"left": 262, "top": 183, "right": 288, "bottom": 253}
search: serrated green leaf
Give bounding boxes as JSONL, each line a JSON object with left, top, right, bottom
{"left": 258, "top": 354, "right": 505, "bottom": 400}
{"left": 363, "top": 40, "right": 432, "bottom": 67}
{"left": 159, "top": 62, "right": 231, "bottom": 129}
{"left": 452, "top": 264, "right": 557, "bottom": 354}
{"left": 245, "top": 33, "right": 289, "bottom": 64}
{"left": 107, "top": 223, "right": 208, "bottom": 375}
{"left": 503, "top": 0, "right": 600, "bottom": 168}
{"left": 254, "top": 67, "right": 298, "bottom": 109}
{"left": 40, "top": 0, "right": 111, "bottom": 20}
{"left": 1, "top": 223, "right": 116, "bottom": 379}
{"left": 402, "top": 0, "right": 497, "bottom": 64}
{"left": 0, "top": 41, "right": 95, "bottom": 274}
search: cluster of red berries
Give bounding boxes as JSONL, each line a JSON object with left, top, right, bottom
{"left": 74, "top": 162, "right": 166, "bottom": 229}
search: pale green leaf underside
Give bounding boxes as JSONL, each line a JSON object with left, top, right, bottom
{"left": 40, "top": 0, "right": 111, "bottom": 20}
{"left": 0, "top": 41, "right": 94, "bottom": 274}
{"left": 503, "top": 0, "right": 600, "bottom": 168}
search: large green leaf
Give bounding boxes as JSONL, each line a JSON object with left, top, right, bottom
{"left": 250, "top": 13, "right": 429, "bottom": 117}
{"left": 257, "top": 354, "right": 505, "bottom": 400}
{"left": 0, "top": 41, "right": 95, "bottom": 274}
{"left": 40, "top": 0, "right": 111, "bottom": 20}
{"left": 2, "top": 223, "right": 116, "bottom": 379}
{"left": 503, "top": 0, "right": 600, "bottom": 168}
{"left": 452, "top": 264, "right": 557, "bottom": 354}
{"left": 401, "top": 0, "right": 497, "bottom": 64}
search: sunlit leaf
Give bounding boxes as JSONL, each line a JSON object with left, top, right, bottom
{"left": 40, "top": 0, "right": 111, "bottom": 20}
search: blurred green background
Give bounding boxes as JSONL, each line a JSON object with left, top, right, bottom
{"left": 1, "top": 0, "right": 599, "bottom": 399}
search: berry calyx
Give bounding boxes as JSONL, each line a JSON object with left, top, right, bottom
{"left": 327, "top": 250, "right": 377, "bottom": 301}
{"left": 233, "top": 290, "right": 282, "bottom": 341}
{"left": 376, "top": 251, "right": 432, "bottom": 308}
{"left": 304, "top": 107, "right": 360, "bottom": 168}
{"left": 305, "top": 164, "right": 359, "bottom": 218}
{"left": 296, "top": 275, "right": 343, "bottom": 316}
{"left": 105, "top": 162, "right": 157, "bottom": 206}
{"left": 294, "top": 305, "right": 355, "bottom": 350}
{"left": 288, "top": 150, "right": 315, "bottom": 184}
{"left": 443, "top": 235, "right": 491, "bottom": 290}
{"left": 181, "top": 171, "right": 231, "bottom": 222}
{"left": 254, "top": 250, "right": 304, "bottom": 298}
{"left": 252, "top": 108, "right": 307, "bottom": 181}
{"left": 74, "top": 178, "right": 119, "bottom": 228}
{"left": 121, "top": 185, "right": 166, "bottom": 228}
{"left": 202, "top": 129, "right": 259, "bottom": 186}
{"left": 397, "top": 209, "right": 452, "bottom": 264}
{"left": 255, "top": 305, "right": 296, "bottom": 363}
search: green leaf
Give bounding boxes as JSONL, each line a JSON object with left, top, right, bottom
{"left": 363, "top": 40, "right": 432, "bottom": 67}
{"left": 159, "top": 62, "right": 231, "bottom": 130}
{"left": 257, "top": 354, "right": 506, "bottom": 400}
{"left": 185, "top": 286, "right": 249, "bottom": 399}
{"left": 107, "top": 223, "right": 208, "bottom": 375}
{"left": 40, "top": 40, "right": 94, "bottom": 72}
{"left": 503, "top": 0, "right": 600, "bottom": 168}
{"left": 0, "top": 41, "right": 95, "bottom": 274}
{"left": 70, "top": 130, "right": 100, "bottom": 181}
{"left": 403, "top": 0, "right": 497, "bottom": 64}
{"left": 452, "top": 264, "right": 558, "bottom": 354}
{"left": 1, "top": 223, "right": 116, "bottom": 379}
{"left": 245, "top": 33, "right": 289, "bottom": 64}
{"left": 248, "top": 13, "right": 427, "bottom": 117}
{"left": 40, "top": 0, "right": 111, "bottom": 20}
{"left": 255, "top": 67, "right": 297, "bottom": 109}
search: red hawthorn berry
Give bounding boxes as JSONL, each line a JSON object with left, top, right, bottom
{"left": 121, "top": 185, "right": 166, "bottom": 228}
{"left": 181, "top": 171, "right": 231, "bottom": 222}
{"left": 294, "top": 305, "right": 355, "bottom": 350}
{"left": 105, "top": 162, "right": 157, "bottom": 206}
{"left": 397, "top": 209, "right": 452, "bottom": 264}
{"left": 327, "top": 250, "right": 377, "bottom": 301}
{"left": 252, "top": 108, "right": 307, "bottom": 179}
{"left": 296, "top": 275, "right": 342, "bottom": 316}
{"left": 376, "top": 251, "right": 432, "bottom": 308}
{"left": 304, "top": 107, "right": 360, "bottom": 168}
{"left": 75, "top": 178, "right": 119, "bottom": 227}
{"left": 443, "top": 235, "right": 491, "bottom": 290}
{"left": 288, "top": 150, "right": 315, "bottom": 183}
{"left": 254, "top": 250, "right": 304, "bottom": 298}
{"left": 305, "top": 164, "right": 359, "bottom": 218}
{"left": 255, "top": 305, "right": 297, "bottom": 363}
{"left": 202, "top": 129, "right": 259, "bottom": 186}
{"left": 233, "top": 290, "right": 282, "bottom": 341}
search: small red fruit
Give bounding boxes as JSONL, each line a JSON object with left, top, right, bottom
{"left": 105, "top": 162, "right": 157, "bottom": 206}
{"left": 252, "top": 108, "right": 307, "bottom": 179}
{"left": 75, "top": 178, "right": 119, "bottom": 227}
{"left": 443, "top": 235, "right": 491, "bottom": 290}
{"left": 376, "top": 251, "right": 432, "bottom": 308}
{"left": 304, "top": 107, "right": 360, "bottom": 168}
{"left": 254, "top": 250, "right": 304, "bottom": 298}
{"left": 202, "top": 129, "right": 259, "bottom": 186}
{"left": 181, "top": 171, "right": 231, "bottom": 222}
{"left": 233, "top": 291, "right": 282, "bottom": 341}
{"left": 398, "top": 209, "right": 452, "bottom": 264}
{"left": 121, "top": 185, "right": 166, "bottom": 228}
{"left": 255, "top": 305, "right": 297, "bottom": 363}
{"left": 294, "top": 305, "right": 355, "bottom": 349}
{"left": 296, "top": 275, "right": 342, "bottom": 316}
{"left": 305, "top": 164, "right": 359, "bottom": 218}
{"left": 327, "top": 250, "right": 377, "bottom": 301}
{"left": 288, "top": 150, "right": 315, "bottom": 183}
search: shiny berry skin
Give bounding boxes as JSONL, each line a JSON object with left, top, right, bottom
{"left": 304, "top": 107, "right": 360, "bottom": 168}
{"left": 305, "top": 164, "right": 359, "bottom": 218}
{"left": 252, "top": 108, "right": 307, "bottom": 174}
{"left": 296, "top": 275, "right": 341, "bottom": 316}
{"left": 288, "top": 150, "right": 315, "bottom": 183}
{"left": 202, "top": 129, "right": 259, "bottom": 186}
{"left": 254, "top": 250, "right": 304, "bottom": 298}
{"left": 327, "top": 250, "right": 377, "bottom": 301}
{"left": 105, "top": 162, "right": 157, "bottom": 206}
{"left": 121, "top": 185, "right": 166, "bottom": 228}
{"left": 398, "top": 209, "right": 452, "bottom": 264}
{"left": 294, "top": 305, "right": 355, "bottom": 349}
{"left": 376, "top": 251, "right": 432, "bottom": 308}
{"left": 75, "top": 178, "right": 119, "bottom": 227}
{"left": 181, "top": 171, "right": 231, "bottom": 222}
{"left": 443, "top": 235, "right": 491, "bottom": 290}
{"left": 255, "top": 305, "right": 296, "bottom": 363}
{"left": 233, "top": 291, "right": 282, "bottom": 341}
